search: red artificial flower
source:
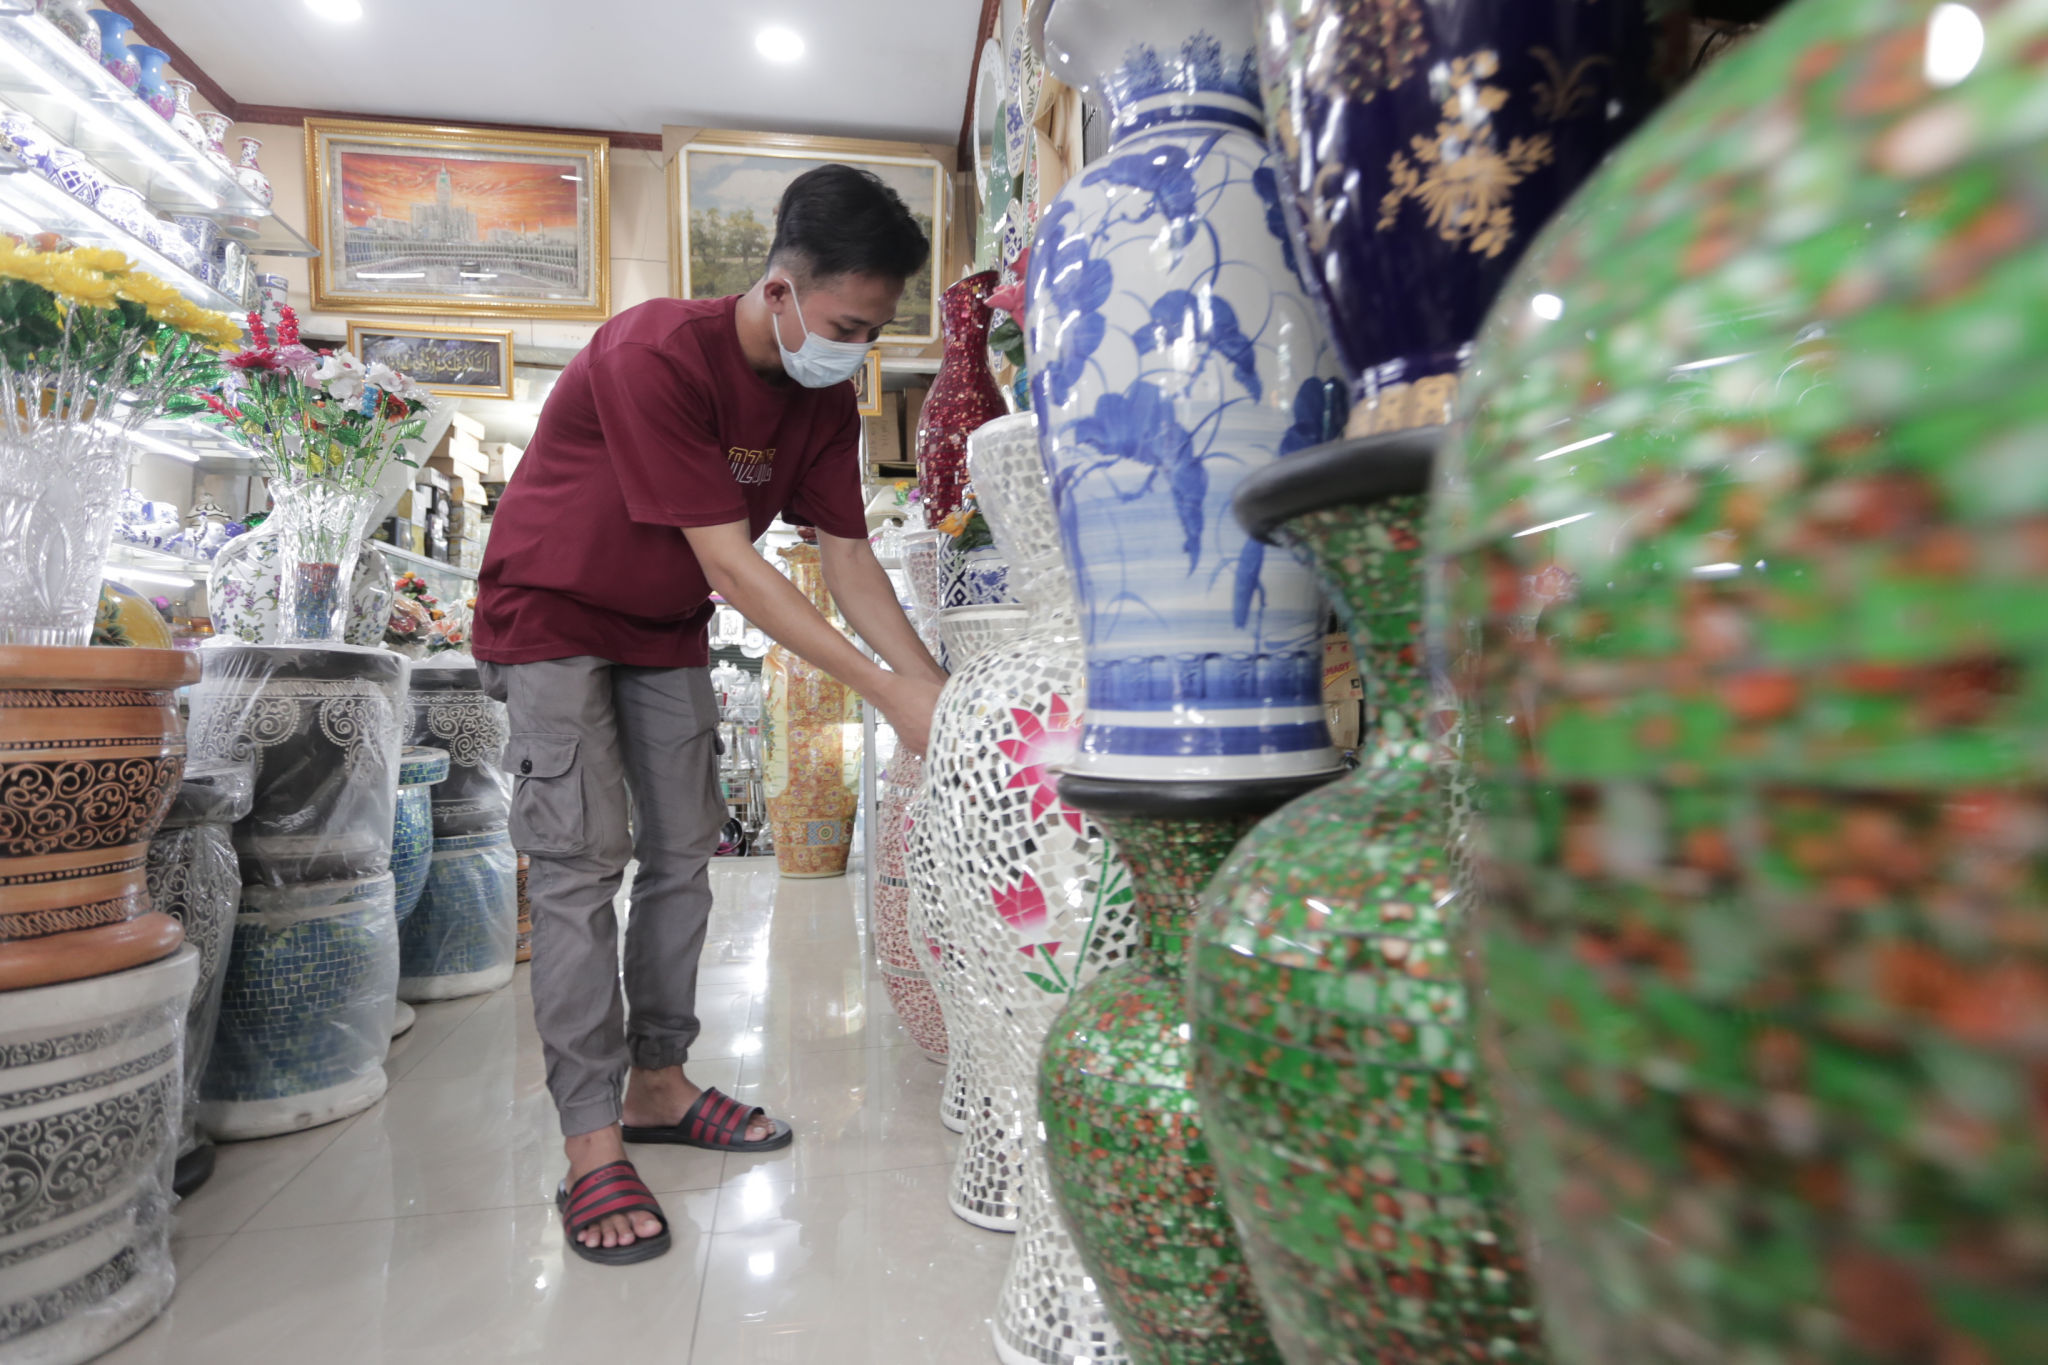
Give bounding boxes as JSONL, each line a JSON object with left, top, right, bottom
{"left": 996, "top": 694, "right": 1084, "bottom": 834}
{"left": 988, "top": 259, "right": 1027, "bottom": 319}
{"left": 201, "top": 392, "right": 242, "bottom": 420}
{"left": 276, "top": 305, "right": 300, "bottom": 346}
{"left": 227, "top": 348, "right": 280, "bottom": 371}
{"left": 245, "top": 312, "right": 268, "bottom": 348}
{"left": 994, "top": 872, "right": 1050, "bottom": 935}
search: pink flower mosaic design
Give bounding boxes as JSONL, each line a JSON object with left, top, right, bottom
{"left": 997, "top": 693, "right": 1084, "bottom": 835}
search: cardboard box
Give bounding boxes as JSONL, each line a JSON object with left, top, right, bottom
{"left": 417, "top": 466, "right": 450, "bottom": 494}
{"left": 863, "top": 392, "right": 903, "bottom": 469}
{"left": 480, "top": 441, "right": 524, "bottom": 483}
{"left": 448, "top": 502, "right": 485, "bottom": 539}
{"left": 1322, "top": 632, "right": 1366, "bottom": 753}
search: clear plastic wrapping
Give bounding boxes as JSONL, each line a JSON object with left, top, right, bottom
{"left": 405, "top": 654, "right": 510, "bottom": 836}
{"left": 144, "top": 760, "right": 255, "bottom": 1163}
{"left": 196, "top": 873, "right": 399, "bottom": 1142}
{"left": 186, "top": 643, "right": 408, "bottom": 888}
{"left": 0, "top": 947, "right": 197, "bottom": 1365}
{"left": 397, "top": 827, "right": 517, "bottom": 1002}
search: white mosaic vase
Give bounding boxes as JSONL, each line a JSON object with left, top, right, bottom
{"left": 909, "top": 596, "right": 1029, "bottom": 1140}
{"left": 873, "top": 750, "right": 948, "bottom": 1061}
{"left": 929, "top": 414, "right": 1138, "bottom": 1362}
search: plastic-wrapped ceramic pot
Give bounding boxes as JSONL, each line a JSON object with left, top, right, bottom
{"left": 764, "top": 541, "right": 861, "bottom": 877}
{"left": 199, "top": 872, "right": 398, "bottom": 1140}
{"left": 187, "top": 643, "right": 407, "bottom": 887}
{"left": 405, "top": 655, "right": 510, "bottom": 838}
{"left": 391, "top": 746, "right": 450, "bottom": 922}
{"left": 1039, "top": 809, "right": 1281, "bottom": 1365}
{"left": 397, "top": 827, "right": 518, "bottom": 1001}
{"left": 916, "top": 270, "right": 1008, "bottom": 523}
{"left": 932, "top": 414, "right": 1137, "bottom": 1362}
{"left": 0, "top": 645, "right": 193, "bottom": 991}
{"left": 1433, "top": 3, "right": 2048, "bottom": 1359}
{"left": 0, "top": 947, "right": 197, "bottom": 1365}
{"left": 1026, "top": 0, "right": 1349, "bottom": 789}
{"left": 1257, "top": 0, "right": 1675, "bottom": 436}
{"left": 1193, "top": 437, "right": 1542, "bottom": 1362}
{"left": 145, "top": 759, "right": 255, "bottom": 1184}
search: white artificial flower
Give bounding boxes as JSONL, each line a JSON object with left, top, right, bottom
{"left": 316, "top": 351, "right": 365, "bottom": 402}
{"left": 364, "top": 361, "right": 402, "bottom": 393}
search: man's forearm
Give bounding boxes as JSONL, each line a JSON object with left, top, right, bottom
{"left": 703, "top": 551, "right": 896, "bottom": 704}
{"left": 820, "top": 536, "right": 947, "bottom": 684}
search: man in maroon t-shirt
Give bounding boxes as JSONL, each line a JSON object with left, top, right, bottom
{"left": 474, "top": 166, "right": 946, "bottom": 1264}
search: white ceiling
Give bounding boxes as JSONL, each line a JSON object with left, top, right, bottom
{"left": 136, "top": 0, "right": 985, "bottom": 145}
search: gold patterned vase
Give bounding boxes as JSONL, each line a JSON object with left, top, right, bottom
{"left": 0, "top": 645, "right": 195, "bottom": 990}
{"left": 763, "top": 540, "right": 860, "bottom": 878}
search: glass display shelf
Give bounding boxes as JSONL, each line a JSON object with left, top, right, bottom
{"left": 0, "top": 143, "right": 240, "bottom": 310}
{"left": 0, "top": 9, "right": 316, "bottom": 256}
{"left": 104, "top": 539, "right": 209, "bottom": 591}
{"left": 380, "top": 542, "right": 479, "bottom": 585}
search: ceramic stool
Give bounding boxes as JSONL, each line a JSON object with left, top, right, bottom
{"left": 0, "top": 948, "right": 198, "bottom": 1365}
{"left": 198, "top": 872, "right": 399, "bottom": 1140}
{"left": 144, "top": 759, "right": 254, "bottom": 1196}
{"left": 398, "top": 827, "right": 518, "bottom": 1001}
{"left": 405, "top": 655, "right": 509, "bottom": 837}
{"left": 388, "top": 746, "right": 450, "bottom": 1037}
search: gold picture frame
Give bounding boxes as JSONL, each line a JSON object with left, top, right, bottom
{"left": 668, "top": 132, "right": 947, "bottom": 347}
{"left": 852, "top": 348, "right": 885, "bottom": 417}
{"left": 346, "top": 321, "right": 516, "bottom": 401}
{"left": 305, "top": 118, "right": 610, "bottom": 321}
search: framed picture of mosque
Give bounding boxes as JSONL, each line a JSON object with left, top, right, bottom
{"left": 669, "top": 131, "right": 947, "bottom": 346}
{"left": 304, "top": 119, "right": 611, "bottom": 321}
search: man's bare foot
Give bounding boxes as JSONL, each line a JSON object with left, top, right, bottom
{"left": 622, "top": 1065, "right": 776, "bottom": 1144}
{"left": 562, "top": 1125, "right": 665, "bottom": 1251}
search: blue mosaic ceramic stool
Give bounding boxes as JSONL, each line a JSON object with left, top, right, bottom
{"left": 387, "top": 747, "right": 450, "bottom": 1039}
{"left": 391, "top": 746, "right": 450, "bottom": 923}
{"left": 196, "top": 873, "right": 400, "bottom": 1141}
{"left": 145, "top": 759, "right": 254, "bottom": 1196}
{"left": 398, "top": 828, "right": 518, "bottom": 1002}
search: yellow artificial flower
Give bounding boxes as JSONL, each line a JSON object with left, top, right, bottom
{"left": 68, "top": 247, "right": 131, "bottom": 274}
{"left": 45, "top": 262, "right": 119, "bottom": 310}
{"left": 113, "top": 270, "right": 182, "bottom": 313}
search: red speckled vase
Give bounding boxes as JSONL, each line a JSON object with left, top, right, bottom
{"left": 915, "top": 271, "right": 1007, "bottom": 523}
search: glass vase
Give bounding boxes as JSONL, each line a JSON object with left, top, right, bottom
{"left": 268, "top": 480, "right": 379, "bottom": 644}
{"left": 0, "top": 419, "right": 130, "bottom": 646}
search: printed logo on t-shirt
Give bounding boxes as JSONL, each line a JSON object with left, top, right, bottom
{"left": 728, "top": 446, "right": 775, "bottom": 485}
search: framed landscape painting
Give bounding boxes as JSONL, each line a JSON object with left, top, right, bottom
{"left": 670, "top": 134, "right": 945, "bottom": 346}
{"left": 347, "top": 322, "right": 515, "bottom": 400}
{"left": 306, "top": 119, "right": 610, "bottom": 321}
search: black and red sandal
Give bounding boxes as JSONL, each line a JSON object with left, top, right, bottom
{"left": 555, "top": 1159, "right": 671, "bottom": 1266}
{"left": 621, "top": 1086, "right": 794, "bottom": 1153}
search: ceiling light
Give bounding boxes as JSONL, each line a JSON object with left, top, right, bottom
{"left": 305, "top": 0, "right": 363, "bottom": 21}
{"left": 755, "top": 26, "right": 805, "bottom": 63}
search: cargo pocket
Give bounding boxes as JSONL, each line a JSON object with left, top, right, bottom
{"left": 503, "top": 733, "right": 587, "bottom": 857}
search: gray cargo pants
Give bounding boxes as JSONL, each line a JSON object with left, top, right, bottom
{"left": 478, "top": 656, "right": 725, "bottom": 1138}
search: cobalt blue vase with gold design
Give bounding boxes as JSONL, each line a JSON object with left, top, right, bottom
{"left": 1257, "top": 0, "right": 1680, "bottom": 436}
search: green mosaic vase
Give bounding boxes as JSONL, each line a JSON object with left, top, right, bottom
{"left": 1433, "top": 1, "right": 2048, "bottom": 1359}
{"left": 1039, "top": 810, "right": 1284, "bottom": 1365}
{"left": 1193, "top": 444, "right": 1545, "bottom": 1362}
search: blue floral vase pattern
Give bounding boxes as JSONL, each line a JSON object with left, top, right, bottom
{"left": 89, "top": 8, "right": 139, "bottom": 89}
{"left": 1027, "top": 0, "right": 1349, "bottom": 785}
{"left": 391, "top": 746, "right": 449, "bottom": 923}
{"left": 398, "top": 828, "right": 518, "bottom": 1002}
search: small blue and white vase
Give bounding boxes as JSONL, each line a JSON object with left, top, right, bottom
{"left": 391, "top": 746, "right": 450, "bottom": 923}
{"left": 938, "top": 539, "right": 1013, "bottom": 609}
{"left": 129, "top": 43, "right": 174, "bottom": 120}
{"left": 1026, "top": 0, "right": 1349, "bottom": 785}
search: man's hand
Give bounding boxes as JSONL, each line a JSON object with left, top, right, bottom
{"left": 879, "top": 674, "right": 945, "bottom": 756}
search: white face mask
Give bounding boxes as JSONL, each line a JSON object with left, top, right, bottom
{"left": 773, "top": 279, "right": 873, "bottom": 388}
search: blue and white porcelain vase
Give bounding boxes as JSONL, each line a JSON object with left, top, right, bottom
{"left": 1026, "top": 0, "right": 1349, "bottom": 788}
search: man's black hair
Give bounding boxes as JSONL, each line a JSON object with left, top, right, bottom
{"left": 767, "top": 163, "right": 930, "bottom": 285}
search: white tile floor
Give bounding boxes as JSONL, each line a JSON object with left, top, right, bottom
{"left": 104, "top": 858, "right": 1013, "bottom": 1365}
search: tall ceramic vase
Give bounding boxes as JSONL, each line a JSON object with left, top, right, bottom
{"left": 89, "top": 8, "right": 139, "bottom": 89}
{"left": 763, "top": 538, "right": 860, "bottom": 878}
{"left": 1193, "top": 435, "right": 1542, "bottom": 1362}
{"left": 267, "top": 481, "right": 379, "bottom": 644}
{"left": 907, "top": 595, "right": 1029, "bottom": 1135}
{"left": 1434, "top": 3, "right": 2048, "bottom": 1361}
{"left": 1257, "top": 0, "right": 1674, "bottom": 436}
{"left": 872, "top": 749, "right": 947, "bottom": 1060}
{"left": 930, "top": 413, "right": 1136, "bottom": 1362}
{"left": 37, "top": 0, "right": 100, "bottom": 60}
{"left": 1025, "top": 0, "right": 1349, "bottom": 797}
{"left": 0, "top": 646, "right": 193, "bottom": 991}
{"left": 916, "top": 270, "right": 1008, "bottom": 523}
{"left": 234, "top": 137, "right": 274, "bottom": 209}
{"left": 130, "top": 44, "right": 173, "bottom": 120}
{"left": 1040, "top": 806, "right": 1281, "bottom": 1363}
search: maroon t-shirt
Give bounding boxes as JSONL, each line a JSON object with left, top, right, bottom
{"left": 474, "top": 296, "right": 868, "bottom": 667}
